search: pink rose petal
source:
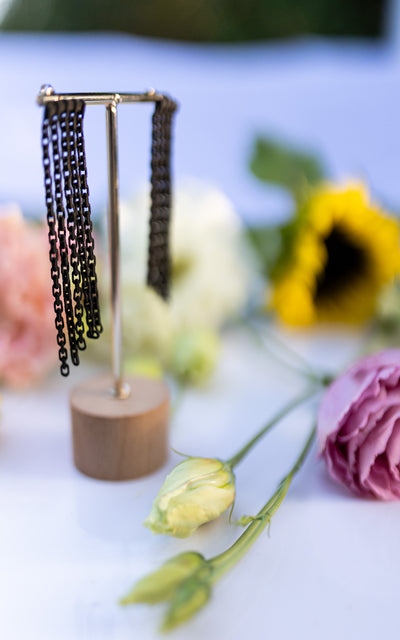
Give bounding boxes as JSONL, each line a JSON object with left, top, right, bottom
{"left": 0, "top": 207, "right": 57, "bottom": 387}
{"left": 386, "top": 420, "right": 400, "bottom": 481}
{"left": 358, "top": 405, "right": 400, "bottom": 483}
{"left": 318, "top": 349, "right": 400, "bottom": 500}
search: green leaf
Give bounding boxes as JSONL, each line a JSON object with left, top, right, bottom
{"left": 246, "top": 226, "right": 283, "bottom": 279}
{"left": 249, "top": 137, "right": 325, "bottom": 198}
{"left": 246, "top": 223, "right": 301, "bottom": 281}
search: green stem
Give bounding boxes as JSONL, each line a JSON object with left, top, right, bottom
{"left": 211, "top": 424, "right": 316, "bottom": 580}
{"left": 226, "top": 388, "right": 317, "bottom": 468}
{"left": 171, "top": 381, "right": 186, "bottom": 418}
{"left": 243, "top": 317, "right": 330, "bottom": 385}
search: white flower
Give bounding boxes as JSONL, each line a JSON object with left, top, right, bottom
{"left": 119, "top": 178, "right": 251, "bottom": 330}
{"left": 92, "top": 281, "right": 173, "bottom": 365}
{"left": 96, "top": 179, "right": 251, "bottom": 377}
{"left": 169, "top": 328, "right": 220, "bottom": 386}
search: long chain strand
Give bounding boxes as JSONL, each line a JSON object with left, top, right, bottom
{"left": 41, "top": 99, "right": 103, "bottom": 375}
{"left": 60, "top": 101, "right": 86, "bottom": 352}
{"left": 42, "top": 104, "right": 70, "bottom": 376}
{"left": 69, "top": 101, "right": 95, "bottom": 340}
{"left": 75, "top": 102, "right": 103, "bottom": 338}
{"left": 42, "top": 92, "right": 177, "bottom": 375}
{"left": 50, "top": 102, "right": 80, "bottom": 367}
{"left": 148, "top": 96, "right": 177, "bottom": 300}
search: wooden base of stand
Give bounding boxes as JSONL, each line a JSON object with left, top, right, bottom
{"left": 70, "top": 375, "right": 169, "bottom": 481}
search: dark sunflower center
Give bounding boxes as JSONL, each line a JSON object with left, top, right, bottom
{"left": 315, "top": 226, "right": 367, "bottom": 301}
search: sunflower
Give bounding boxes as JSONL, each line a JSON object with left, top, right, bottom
{"left": 270, "top": 183, "right": 400, "bottom": 326}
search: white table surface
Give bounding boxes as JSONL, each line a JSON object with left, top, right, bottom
{"left": 0, "top": 325, "right": 399, "bottom": 640}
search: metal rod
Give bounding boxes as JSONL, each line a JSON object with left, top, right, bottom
{"left": 37, "top": 85, "right": 163, "bottom": 106}
{"left": 105, "top": 101, "right": 130, "bottom": 400}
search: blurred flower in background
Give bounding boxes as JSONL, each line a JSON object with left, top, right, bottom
{"left": 318, "top": 349, "right": 400, "bottom": 500}
{"left": 270, "top": 183, "right": 400, "bottom": 326}
{"left": 169, "top": 329, "right": 220, "bottom": 387}
{"left": 94, "top": 179, "right": 251, "bottom": 384}
{"left": 248, "top": 136, "right": 400, "bottom": 328}
{"left": 119, "top": 179, "right": 251, "bottom": 330}
{"left": 366, "top": 280, "right": 400, "bottom": 352}
{"left": 0, "top": 205, "right": 57, "bottom": 387}
{"left": 0, "top": 183, "right": 250, "bottom": 390}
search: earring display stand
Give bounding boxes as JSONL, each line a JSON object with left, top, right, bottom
{"left": 70, "top": 374, "right": 169, "bottom": 481}
{"left": 37, "top": 85, "right": 176, "bottom": 481}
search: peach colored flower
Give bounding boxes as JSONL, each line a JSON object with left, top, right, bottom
{"left": 0, "top": 205, "right": 57, "bottom": 387}
{"left": 318, "top": 350, "right": 400, "bottom": 500}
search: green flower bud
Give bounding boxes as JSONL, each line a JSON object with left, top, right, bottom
{"left": 161, "top": 574, "right": 211, "bottom": 632}
{"left": 125, "top": 354, "right": 163, "bottom": 380}
{"left": 119, "top": 552, "right": 206, "bottom": 605}
{"left": 144, "top": 457, "right": 235, "bottom": 538}
{"left": 169, "top": 329, "right": 220, "bottom": 386}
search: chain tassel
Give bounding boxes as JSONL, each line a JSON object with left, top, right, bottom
{"left": 41, "top": 100, "right": 103, "bottom": 376}
{"left": 147, "top": 96, "right": 177, "bottom": 300}
{"left": 41, "top": 93, "right": 176, "bottom": 375}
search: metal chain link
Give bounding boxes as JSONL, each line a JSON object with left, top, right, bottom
{"left": 41, "top": 99, "right": 104, "bottom": 375}
{"left": 41, "top": 104, "right": 69, "bottom": 376}
{"left": 147, "top": 96, "right": 177, "bottom": 300}
{"left": 69, "top": 101, "right": 94, "bottom": 341}
{"left": 75, "top": 102, "right": 103, "bottom": 338}
{"left": 50, "top": 102, "right": 80, "bottom": 366}
{"left": 60, "top": 101, "right": 86, "bottom": 351}
{"left": 41, "top": 91, "right": 177, "bottom": 376}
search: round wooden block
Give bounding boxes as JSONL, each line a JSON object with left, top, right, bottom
{"left": 70, "top": 375, "right": 169, "bottom": 481}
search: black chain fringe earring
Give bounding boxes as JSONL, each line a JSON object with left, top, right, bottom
{"left": 41, "top": 99, "right": 103, "bottom": 376}
{"left": 41, "top": 94, "right": 177, "bottom": 377}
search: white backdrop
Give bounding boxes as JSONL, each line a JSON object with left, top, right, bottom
{"left": 1, "top": 28, "right": 400, "bottom": 224}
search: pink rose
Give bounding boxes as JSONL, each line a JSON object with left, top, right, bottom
{"left": 0, "top": 206, "right": 57, "bottom": 387}
{"left": 318, "top": 349, "right": 400, "bottom": 500}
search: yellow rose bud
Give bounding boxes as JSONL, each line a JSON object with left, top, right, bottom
{"left": 144, "top": 457, "right": 235, "bottom": 538}
{"left": 119, "top": 552, "right": 206, "bottom": 605}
